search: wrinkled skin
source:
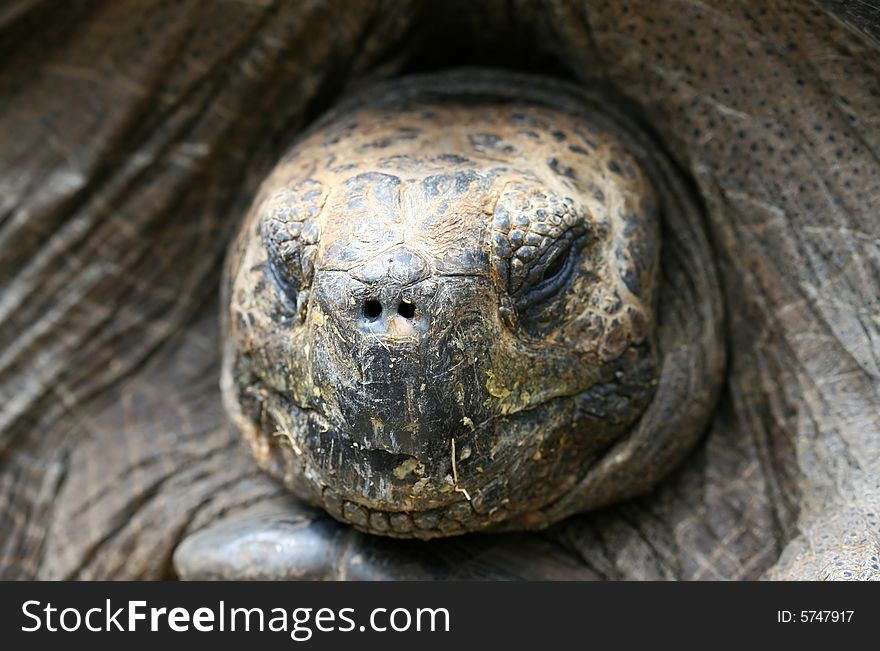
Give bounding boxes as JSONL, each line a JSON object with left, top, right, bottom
{"left": 0, "top": 0, "right": 878, "bottom": 581}
{"left": 221, "top": 73, "right": 721, "bottom": 538}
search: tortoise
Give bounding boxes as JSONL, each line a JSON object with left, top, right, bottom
{"left": 0, "top": 0, "right": 877, "bottom": 581}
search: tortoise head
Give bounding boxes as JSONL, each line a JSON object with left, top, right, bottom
{"left": 222, "top": 73, "right": 718, "bottom": 538}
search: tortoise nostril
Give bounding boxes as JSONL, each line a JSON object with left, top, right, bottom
{"left": 397, "top": 301, "right": 416, "bottom": 319}
{"left": 363, "top": 300, "right": 383, "bottom": 319}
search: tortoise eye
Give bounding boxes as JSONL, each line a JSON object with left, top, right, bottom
{"left": 541, "top": 247, "right": 569, "bottom": 283}
{"left": 261, "top": 214, "right": 318, "bottom": 323}
{"left": 265, "top": 249, "right": 300, "bottom": 299}
{"left": 262, "top": 219, "right": 303, "bottom": 298}
{"left": 258, "top": 183, "right": 322, "bottom": 304}
{"left": 520, "top": 241, "right": 578, "bottom": 310}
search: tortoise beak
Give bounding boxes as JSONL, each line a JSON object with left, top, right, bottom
{"left": 306, "top": 265, "right": 495, "bottom": 465}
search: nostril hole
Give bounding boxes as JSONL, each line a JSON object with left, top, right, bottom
{"left": 363, "top": 300, "right": 383, "bottom": 319}
{"left": 397, "top": 301, "right": 416, "bottom": 319}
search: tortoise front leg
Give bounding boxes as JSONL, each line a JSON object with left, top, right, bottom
{"left": 173, "top": 498, "right": 599, "bottom": 581}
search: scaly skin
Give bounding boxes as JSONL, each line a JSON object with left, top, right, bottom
{"left": 0, "top": 0, "right": 876, "bottom": 580}
{"left": 220, "top": 71, "right": 722, "bottom": 539}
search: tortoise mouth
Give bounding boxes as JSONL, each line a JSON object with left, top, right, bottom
{"left": 264, "top": 386, "right": 493, "bottom": 519}
{"left": 266, "top": 399, "right": 496, "bottom": 539}
{"left": 316, "top": 485, "right": 485, "bottom": 539}
{"left": 250, "top": 380, "right": 625, "bottom": 538}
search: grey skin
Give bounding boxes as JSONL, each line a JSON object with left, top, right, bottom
{"left": 0, "top": 0, "right": 877, "bottom": 581}
{"left": 217, "top": 71, "right": 723, "bottom": 542}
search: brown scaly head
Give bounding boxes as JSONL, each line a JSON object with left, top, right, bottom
{"left": 222, "top": 70, "right": 724, "bottom": 538}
